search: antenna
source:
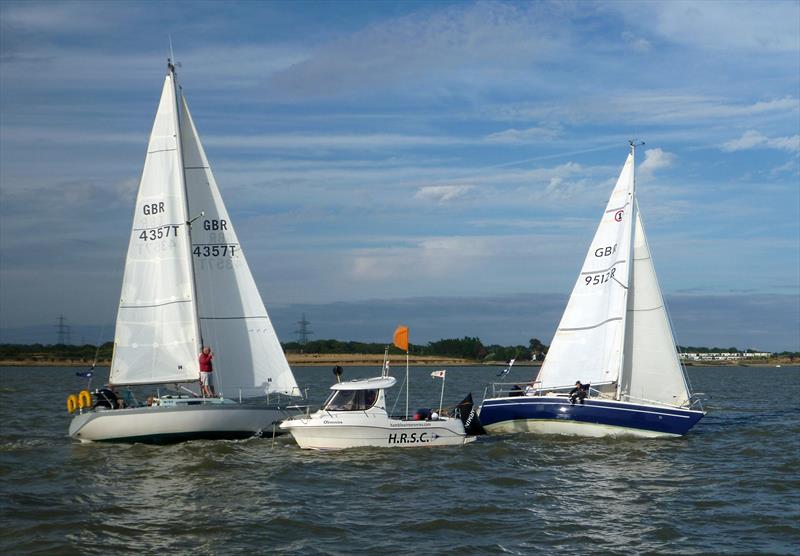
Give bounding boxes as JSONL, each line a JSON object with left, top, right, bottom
{"left": 167, "top": 36, "right": 181, "bottom": 76}
{"left": 628, "top": 138, "right": 645, "bottom": 153}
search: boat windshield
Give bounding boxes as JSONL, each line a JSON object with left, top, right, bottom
{"left": 323, "top": 389, "right": 378, "bottom": 411}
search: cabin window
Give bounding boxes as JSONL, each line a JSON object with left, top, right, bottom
{"left": 323, "top": 389, "right": 378, "bottom": 411}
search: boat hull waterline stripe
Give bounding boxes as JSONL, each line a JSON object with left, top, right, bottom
{"left": 479, "top": 397, "right": 704, "bottom": 436}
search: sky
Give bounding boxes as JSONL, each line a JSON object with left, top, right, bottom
{"left": 0, "top": 0, "right": 798, "bottom": 351}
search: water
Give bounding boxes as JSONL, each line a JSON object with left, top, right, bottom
{"left": 1, "top": 365, "right": 798, "bottom": 555}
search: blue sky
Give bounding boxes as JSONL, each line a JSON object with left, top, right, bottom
{"left": 1, "top": 0, "right": 798, "bottom": 351}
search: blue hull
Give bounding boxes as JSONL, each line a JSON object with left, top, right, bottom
{"left": 478, "top": 396, "right": 704, "bottom": 437}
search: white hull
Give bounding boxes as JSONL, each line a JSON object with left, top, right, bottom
{"left": 482, "top": 419, "right": 679, "bottom": 438}
{"left": 281, "top": 415, "right": 474, "bottom": 450}
{"left": 69, "top": 404, "right": 291, "bottom": 443}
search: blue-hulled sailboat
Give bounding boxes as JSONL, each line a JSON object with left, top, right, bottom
{"left": 479, "top": 143, "right": 705, "bottom": 438}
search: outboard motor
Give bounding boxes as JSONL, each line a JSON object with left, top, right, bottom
{"left": 93, "top": 388, "right": 119, "bottom": 409}
{"left": 454, "top": 393, "right": 486, "bottom": 435}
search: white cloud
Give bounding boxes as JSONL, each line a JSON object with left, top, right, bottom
{"left": 621, "top": 31, "right": 652, "bottom": 52}
{"left": 610, "top": 1, "right": 800, "bottom": 53}
{"left": 268, "top": 2, "right": 562, "bottom": 97}
{"left": 722, "top": 130, "right": 800, "bottom": 153}
{"left": 639, "top": 148, "right": 676, "bottom": 178}
{"left": 0, "top": 1, "right": 129, "bottom": 32}
{"left": 484, "top": 125, "right": 561, "bottom": 144}
{"left": 414, "top": 185, "right": 475, "bottom": 204}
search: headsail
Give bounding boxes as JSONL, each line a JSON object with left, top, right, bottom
{"left": 179, "top": 96, "right": 299, "bottom": 397}
{"left": 536, "top": 153, "right": 635, "bottom": 389}
{"left": 620, "top": 205, "right": 691, "bottom": 406}
{"left": 110, "top": 74, "right": 200, "bottom": 386}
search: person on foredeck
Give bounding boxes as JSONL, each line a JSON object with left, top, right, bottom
{"left": 199, "top": 346, "right": 215, "bottom": 398}
{"left": 569, "top": 381, "right": 588, "bottom": 405}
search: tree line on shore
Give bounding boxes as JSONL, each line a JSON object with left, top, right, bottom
{"left": 0, "top": 338, "right": 548, "bottom": 362}
{"left": 0, "top": 340, "right": 795, "bottom": 363}
{"left": 282, "top": 337, "right": 550, "bottom": 361}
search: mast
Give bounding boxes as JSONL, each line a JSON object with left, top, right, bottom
{"left": 168, "top": 58, "right": 204, "bottom": 358}
{"left": 615, "top": 140, "right": 642, "bottom": 400}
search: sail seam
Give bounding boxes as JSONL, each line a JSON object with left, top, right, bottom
{"left": 604, "top": 201, "right": 630, "bottom": 213}
{"left": 147, "top": 148, "right": 177, "bottom": 154}
{"left": 184, "top": 166, "right": 210, "bottom": 169}
{"left": 120, "top": 299, "right": 191, "bottom": 309}
{"left": 580, "top": 260, "right": 626, "bottom": 275}
{"left": 199, "top": 316, "right": 270, "bottom": 320}
{"left": 133, "top": 223, "right": 185, "bottom": 231}
{"left": 192, "top": 242, "right": 240, "bottom": 246}
{"left": 630, "top": 305, "right": 664, "bottom": 312}
{"left": 558, "top": 317, "right": 622, "bottom": 332}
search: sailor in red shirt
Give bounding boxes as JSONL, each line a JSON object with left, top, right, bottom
{"left": 199, "top": 346, "right": 215, "bottom": 397}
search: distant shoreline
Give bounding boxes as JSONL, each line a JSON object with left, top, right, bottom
{"left": 0, "top": 354, "right": 794, "bottom": 368}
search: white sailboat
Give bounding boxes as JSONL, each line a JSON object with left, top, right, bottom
{"left": 479, "top": 143, "right": 705, "bottom": 437}
{"left": 68, "top": 60, "right": 302, "bottom": 443}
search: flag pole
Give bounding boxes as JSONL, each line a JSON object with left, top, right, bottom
{"left": 438, "top": 372, "right": 445, "bottom": 416}
{"left": 405, "top": 348, "right": 409, "bottom": 420}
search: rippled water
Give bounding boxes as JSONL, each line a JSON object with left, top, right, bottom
{"left": 1, "top": 365, "right": 798, "bottom": 555}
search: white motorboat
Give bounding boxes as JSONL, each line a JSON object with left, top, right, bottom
{"left": 68, "top": 59, "right": 302, "bottom": 443}
{"left": 280, "top": 375, "right": 478, "bottom": 450}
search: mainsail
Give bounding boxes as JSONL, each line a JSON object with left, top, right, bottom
{"left": 180, "top": 96, "right": 299, "bottom": 397}
{"left": 110, "top": 64, "right": 298, "bottom": 397}
{"left": 110, "top": 74, "right": 200, "bottom": 386}
{"left": 536, "top": 153, "right": 635, "bottom": 389}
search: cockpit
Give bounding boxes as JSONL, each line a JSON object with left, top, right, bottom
{"left": 323, "top": 389, "right": 378, "bottom": 411}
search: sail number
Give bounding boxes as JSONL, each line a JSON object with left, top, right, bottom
{"left": 585, "top": 267, "right": 616, "bottom": 286}
{"left": 594, "top": 244, "right": 618, "bottom": 258}
{"left": 138, "top": 225, "right": 180, "bottom": 241}
{"left": 193, "top": 244, "right": 237, "bottom": 257}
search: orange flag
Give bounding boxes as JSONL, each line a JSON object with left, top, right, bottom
{"left": 393, "top": 325, "right": 409, "bottom": 352}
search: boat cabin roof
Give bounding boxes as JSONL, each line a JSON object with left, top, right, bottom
{"left": 330, "top": 376, "right": 396, "bottom": 391}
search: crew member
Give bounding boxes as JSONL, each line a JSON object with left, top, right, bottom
{"left": 199, "top": 346, "right": 215, "bottom": 397}
{"left": 570, "top": 381, "right": 588, "bottom": 405}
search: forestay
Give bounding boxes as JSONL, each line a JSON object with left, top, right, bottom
{"left": 180, "top": 97, "right": 299, "bottom": 397}
{"left": 535, "top": 154, "right": 635, "bottom": 389}
{"left": 620, "top": 205, "right": 691, "bottom": 406}
{"left": 110, "top": 75, "right": 201, "bottom": 386}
